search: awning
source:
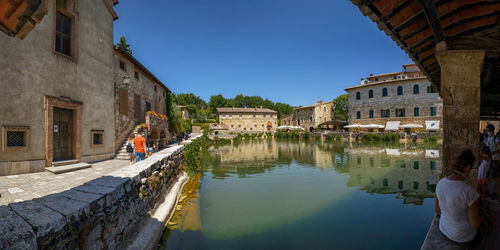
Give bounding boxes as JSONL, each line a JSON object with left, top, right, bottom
{"left": 425, "top": 149, "right": 440, "bottom": 158}
{"left": 360, "top": 124, "right": 384, "bottom": 128}
{"left": 385, "top": 149, "right": 400, "bottom": 156}
{"left": 399, "top": 124, "right": 424, "bottom": 128}
{"left": 425, "top": 120, "right": 440, "bottom": 130}
{"left": 345, "top": 124, "right": 361, "bottom": 128}
{"left": 385, "top": 121, "right": 400, "bottom": 131}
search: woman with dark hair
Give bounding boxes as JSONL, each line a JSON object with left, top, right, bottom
{"left": 435, "top": 149, "right": 481, "bottom": 246}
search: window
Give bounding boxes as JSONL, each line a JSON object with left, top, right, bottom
{"left": 427, "top": 85, "right": 431, "bottom": 93}
{"left": 253, "top": 114, "right": 256, "bottom": 118}
{"left": 382, "top": 88, "right": 387, "bottom": 97}
{"left": 231, "top": 125, "right": 234, "bottom": 128}
{"left": 398, "top": 180, "right": 403, "bottom": 190}
{"left": 413, "top": 161, "right": 419, "bottom": 169}
{"left": 310, "top": 116, "right": 313, "bottom": 122}
{"left": 154, "top": 86, "right": 157, "bottom": 92}
{"left": 380, "top": 109, "right": 390, "bottom": 118}
{"left": 2, "top": 126, "right": 30, "bottom": 152}
{"left": 270, "top": 114, "right": 273, "bottom": 118}
{"left": 369, "top": 110, "right": 374, "bottom": 118}
{"left": 356, "top": 92, "right": 360, "bottom": 100}
{"left": 395, "top": 108, "right": 405, "bottom": 117}
{"left": 134, "top": 71, "right": 139, "bottom": 79}
{"left": 414, "top": 107, "right": 419, "bottom": 117}
{"left": 370, "top": 158, "right": 374, "bottom": 167}
{"left": 239, "top": 114, "right": 242, "bottom": 118}
{"left": 383, "top": 178, "right": 388, "bottom": 187}
{"left": 222, "top": 114, "right": 225, "bottom": 118}
{"left": 430, "top": 107, "right": 437, "bottom": 116}
{"left": 119, "top": 60, "right": 126, "bottom": 71}
{"left": 430, "top": 161, "right": 436, "bottom": 171}
{"left": 356, "top": 111, "right": 361, "bottom": 119}
{"left": 397, "top": 86, "right": 403, "bottom": 95}
{"left": 91, "top": 130, "right": 104, "bottom": 146}
{"left": 55, "top": 12, "right": 72, "bottom": 56}
{"left": 263, "top": 114, "right": 266, "bottom": 118}
{"left": 413, "top": 84, "right": 419, "bottom": 94}
{"left": 413, "top": 182, "right": 419, "bottom": 190}
{"left": 229, "top": 114, "right": 232, "bottom": 118}
{"left": 324, "top": 107, "right": 326, "bottom": 111}
{"left": 368, "top": 90, "right": 373, "bottom": 98}
{"left": 357, "top": 157, "right": 361, "bottom": 165}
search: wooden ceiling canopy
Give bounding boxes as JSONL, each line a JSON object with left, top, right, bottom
{"left": 0, "top": 0, "right": 48, "bottom": 39}
{"left": 351, "top": 0, "right": 500, "bottom": 119}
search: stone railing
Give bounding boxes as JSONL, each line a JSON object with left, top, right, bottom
{"left": 0, "top": 145, "right": 188, "bottom": 249}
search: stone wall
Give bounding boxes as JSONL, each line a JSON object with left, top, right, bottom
{"left": 0, "top": 145, "right": 186, "bottom": 249}
{"left": 114, "top": 51, "right": 168, "bottom": 150}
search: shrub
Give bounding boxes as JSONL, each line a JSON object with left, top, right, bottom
{"left": 423, "top": 136, "right": 439, "bottom": 143}
{"left": 303, "top": 132, "right": 310, "bottom": 139}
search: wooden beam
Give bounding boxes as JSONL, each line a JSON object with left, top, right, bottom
{"left": 417, "top": 0, "right": 445, "bottom": 42}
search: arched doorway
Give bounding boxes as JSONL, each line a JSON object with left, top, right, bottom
{"left": 309, "top": 127, "right": 314, "bottom": 132}
{"left": 266, "top": 122, "right": 272, "bottom": 131}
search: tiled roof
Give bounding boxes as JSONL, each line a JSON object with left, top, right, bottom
{"left": 216, "top": 107, "right": 277, "bottom": 113}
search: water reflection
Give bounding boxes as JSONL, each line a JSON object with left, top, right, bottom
{"left": 206, "top": 139, "right": 440, "bottom": 203}
{"left": 163, "top": 139, "right": 440, "bottom": 249}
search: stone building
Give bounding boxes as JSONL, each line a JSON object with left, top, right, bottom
{"left": 0, "top": 0, "right": 119, "bottom": 176}
{"left": 345, "top": 64, "right": 443, "bottom": 132}
{"left": 114, "top": 47, "right": 170, "bottom": 150}
{"left": 280, "top": 113, "right": 296, "bottom": 126}
{"left": 281, "top": 101, "right": 335, "bottom": 132}
{"left": 217, "top": 107, "right": 278, "bottom": 132}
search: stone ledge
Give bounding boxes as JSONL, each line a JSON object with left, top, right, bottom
{"left": 0, "top": 142, "right": 189, "bottom": 249}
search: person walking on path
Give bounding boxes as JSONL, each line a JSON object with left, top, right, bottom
{"left": 133, "top": 132, "right": 148, "bottom": 162}
{"left": 483, "top": 124, "right": 500, "bottom": 199}
{"left": 126, "top": 134, "right": 135, "bottom": 164}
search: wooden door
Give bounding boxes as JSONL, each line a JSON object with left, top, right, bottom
{"left": 53, "top": 108, "right": 73, "bottom": 161}
{"left": 134, "top": 94, "right": 143, "bottom": 122}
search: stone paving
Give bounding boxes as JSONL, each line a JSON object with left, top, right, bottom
{"left": 0, "top": 159, "right": 130, "bottom": 206}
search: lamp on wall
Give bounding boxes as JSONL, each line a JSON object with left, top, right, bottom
{"left": 123, "top": 76, "right": 130, "bottom": 88}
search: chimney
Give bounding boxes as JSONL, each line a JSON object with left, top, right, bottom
{"left": 360, "top": 78, "right": 365, "bottom": 84}
{"left": 260, "top": 106, "right": 263, "bottom": 109}
{"left": 369, "top": 73, "right": 373, "bottom": 76}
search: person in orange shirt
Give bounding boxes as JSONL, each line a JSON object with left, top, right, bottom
{"left": 133, "top": 132, "right": 148, "bottom": 162}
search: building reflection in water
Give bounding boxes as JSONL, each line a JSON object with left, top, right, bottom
{"left": 206, "top": 139, "right": 441, "bottom": 205}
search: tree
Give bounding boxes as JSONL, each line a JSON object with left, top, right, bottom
{"left": 116, "top": 36, "right": 132, "bottom": 55}
{"left": 209, "top": 94, "right": 228, "bottom": 113}
{"left": 333, "top": 94, "right": 348, "bottom": 121}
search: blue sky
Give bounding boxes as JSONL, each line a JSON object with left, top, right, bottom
{"left": 113, "top": 0, "right": 412, "bottom": 106}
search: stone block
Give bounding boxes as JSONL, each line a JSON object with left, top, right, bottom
{"left": 34, "top": 194, "right": 89, "bottom": 221}
{"left": 0, "top": 205, "right": 36, "bottom": 249}
{"left": 0, "top": 161, "right": 8, "bottom": 176}
{"left": 10, "top": 161, "right": 30, "bottom": 175}
{"left": 74, "top": 184, "right": 123, "bottom": 207}
{"left": 9, "top": 200, "right": 65, "bottom": 238}
{"left": 60, "top": 189, "right": 105, "bottom": 214}
{"left": 29, "top": 160, "right": 45, "bottom": 173}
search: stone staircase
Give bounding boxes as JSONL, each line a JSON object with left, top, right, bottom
{"left": 115, "top": 124, "right": 142, "bottom": 160}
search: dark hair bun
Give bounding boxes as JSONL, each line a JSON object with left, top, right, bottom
{"left": 453, "top": 149, "right": 476, "bottom": 170}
